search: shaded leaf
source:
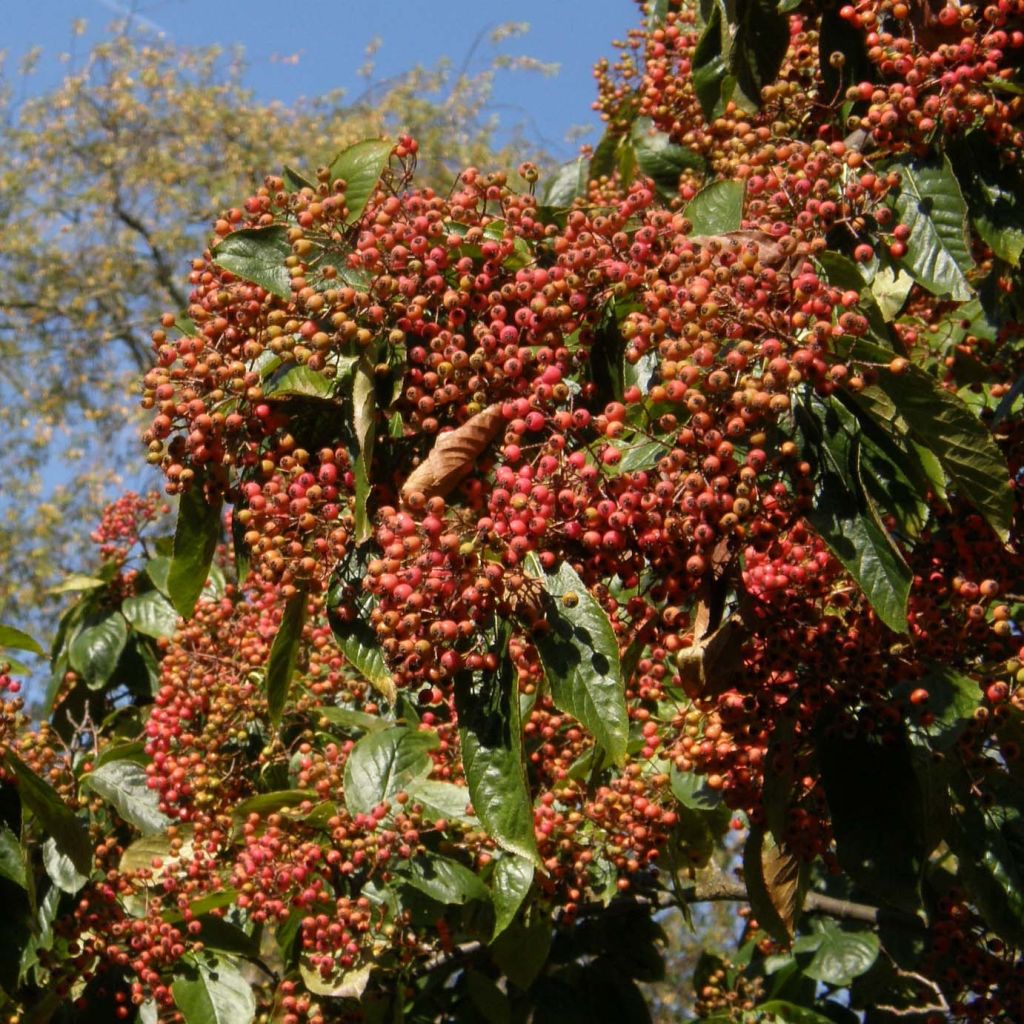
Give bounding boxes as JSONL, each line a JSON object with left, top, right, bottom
{"left": 42, "top": 835, "right": 89, "bottom": 894}
{"left": 455, "top": 641, "right": 539, "bottom": 864}
{"left": 396, "top": 853, "right": 489, "bottom": 905}
{"left": 265, "top": 589, "right": 307, "bottom": 728}
{"left": 631, "top": 117, "right": 704, "bottom": 199}
{"left": 543, "top": 157, "right": 590, "bottom": 207}
{"left": 264, "top": 365, "right": 336, "bottom": 400}
{"left": 0, "top": 823, "right": 26, "bottom": 889}
{"left": 4, "top": 749, "right": 91, "bottom": 876}
{"left": 804, "top": 920, "right": 880, "bottom": 987}
{"left": 167, "top": 483, "right": 224, "bottom": 619}
{"left": 300, "top": 961, "right": 372, "bottom": 999}
{"left": 211, "top": 226, "right": 292, "bottom": 300}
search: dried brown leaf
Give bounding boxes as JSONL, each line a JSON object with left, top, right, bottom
{"left": 762, "top": 837, "right": 802, "bottom": 939}
{"left": 401, "top": 404, "right": 504, "bottom": 504}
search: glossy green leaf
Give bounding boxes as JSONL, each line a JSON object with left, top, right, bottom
{"left": 42, "top": 836, "right": 88, "bottom": 894}
{"left": 797, "top": 400, "right": 911, "bottom": 633}
{"left": 211, "top": 226, "right": 292, "bottom": 300}
{"left": 542, "top": 157, "right": 589, "bottom": 208}
{"left": 890, "top": 157, "right": 973, "bottom": 301}
{"left": 265, "top": 589, "right": 307, "bottom": 727}
{"left": 282, "top": 165, "right": 315, "bottom": 192}
{"left": 527, "top": 554, "right": 628, "bottom": 764}
{"left": 692, "top": 0, "right": 733, "bottom": 120}
{"left": 263, "top": 364, "right": 336, "bottom": 400}
{"left": 172, "top": 955, "right": 256, "bottom": 1024}
{"left": 896, "top": 664, "right": 980, "bottom": 752}
{"left": 85, "top": 760, "right": 172, "bottom": 836}
{"left": 144, "top": 556, "right": 172, "bottom": 596}
{"left": 329, "top": 139, "right": 392, "bottom": 225}
{"left": 0, "top": 624, "right": 43, "bottom": 656}
{"left": 4, "top": 749, "right": 91, "bottom": 876}
{"left": 455, "top": 641, "right": 539, "bottom": 864}
{"left": 403, "top": 778, "right": 475, "bottom": 824}
{"left": 730, "top": 0, "right": 791, "bottom": 107}
{"left": 490, "top": 854, "right": 535, "bottom": 939}
{"left": 343, "top": 725, "right": 438, "bottom": 817}
{"left": 803, "top": 920, "right": 880, "bottom": 987}
{"left": 631, "top": 117, "right": 704, "bottom": 199}
{"left": 947, "top": 767, "right": 1024, "bottom": 946}
{"left": 230, "top": 790, "right": 315, "bottom": 821}
{"left": 327, "top": 565, "right": 396, "bottom": 704}
{"left": 0, "top": 824, "right": 26, "bottom": 889}
{"left": 685, "top": 179, "right": 745, "bottom": 235}
{"left": 395, "top": 853, "right": 488, "bottom": 905}
{"left": 670, "top": 766, "right": 724, "bottom": 811}
{"left": 167, "top": 484, "right": 224, "bottom": 618}
{"left": 69, "top": 610, "right": 129, "bottom": 688}
{"left": 122, "top": 591, "right": 179, "bottom": 640}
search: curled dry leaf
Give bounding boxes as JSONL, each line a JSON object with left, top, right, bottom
{"left": 676, "top": 616, "right": 746, "bottom": 698}
{"left": 401, "top": 404, "right": 504, "bottom": 504}
{"left": 691, "top": 229, "right": 801, "bottom": 276}
{"left": 761, "top": 836, "right": 803, "bottom": 940}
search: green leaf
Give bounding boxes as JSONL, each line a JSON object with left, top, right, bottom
{"left": 299, "top": 961, "right": 372, "bottom": 999}
{"left": 282, "top": 165, "right": 315, "bottom": 192}
{"left": 84, "top": 760, "right": 172, "bottom": 836}
{"left": 526, "top": 555, "right": 629, "bottom": 764}
{"left": 0, "top": 824, "right": 26, "bottom": 888}
{"left": 670, "top": 766, "right": 724, "bottom": 810}
{"left": 69, "top": 610, "right": 130, "bottom": 688}
{"left": 946, "top": 767, "right": 1024, "bottom": 946}
{"left": 46, "top": 573, "right": 108, "bottom": 595}
{"left": 122, "top": 591, "right": 179, "bottom": 640}
{"left": 796, "top": 399, "right": 911, "bottom": 633}
{"left": 327, "top": 562, "right": 396, "bottom": 704}
{"left": 403, "top": 779, "right": 475, "bottom": 823}
{"left": 848, "top": 338, "right": 1013, "bottom": 542}
{"left": 42, "top": 836, "right": 88, "bottom": 894}
{"left": 172, "top": 955, "right": 256, "bottom": 1024}
{"left": 890, "top": 156, "right": 974, "bottom": 301}
{"left": 730, "top": 0, "right": 791, "bottom": 108}
{"left": 803, "top": 919, "right": 880, "bottom": 987}
{"left": 692, "top": 0, "right": 733, "bottom": 120}
{"left": 0, "top": 625, "right": 43, "bottom": 656}
{"left": 685, "top": 179, "right": 745, "bottom": 235}
{"left": 491, "top": 907, "right": 552, "bottom": 990}
{"left": 263, "top": 364, "right": 336, "bottom": 400}
{"left": 211, "top": 226, "right": 292, "bottom": 300}
{"left": 895, "top": 664, "right": 980, "bottom": 752}
{"left": 167, "top": 483, "right": 224, "bottom": 619}
{"left": 352, "top": 355, "right": 376, "bottom": 545}
{"left": 4, "top": 749, "right": 92, "bottom": 876}
{"left": 455, "top": 643, "right": 539, "bottom": 864}
{"left": 317, "top": 706, "right": 388, "bottom": 734}
{"left": 395, "top": 853, "right": 488, "bottom": 905}
{"left": 343, "top": 726, "right": 438, "bottom": 817}
{"left": 815, "top": 251, "right": 890, "bottom": 341}
{"left": 490, "top": 854, "right": 535, "bottom": 939}
{"left": 144, "top": 556, "right": 172, "bottom": 596}
{"left": 265, "top": 589, "right": 307, "bottom": 728}
{"left": 231, "top": 790, "right": 315, "bottom": 821}
{"left": 752, "top": 1002, "right": 835, "bottom": 1024}
{"left": 329, "top": 139, "right": 392, "bottom": 225}
{"left": 543, "top": 156, "right": 590, "bottom": 207}
{"left": 631, "top": 117, "right": 704, "bottom": 199}
{"left": 870, "top": 263, "right": 915, "bottom": 322}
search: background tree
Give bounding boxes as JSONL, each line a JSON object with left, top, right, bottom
{"left": 0, "top": 20, "right": 550, "bottom": 627}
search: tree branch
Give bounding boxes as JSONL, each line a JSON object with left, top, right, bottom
{"left": 111, "top": 197, "right": 188, "bottom": 310}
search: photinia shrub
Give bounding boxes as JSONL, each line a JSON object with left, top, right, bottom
{"left": 2, "top": 1, "right": 1024, "bottom": 1021}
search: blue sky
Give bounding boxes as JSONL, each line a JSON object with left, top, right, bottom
{"left": 5, "top": 0, "right": 637, "bottom": 160}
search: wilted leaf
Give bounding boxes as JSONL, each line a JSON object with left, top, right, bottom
{"left": 401, "top": 404, "right": 504, "bottom": 503}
